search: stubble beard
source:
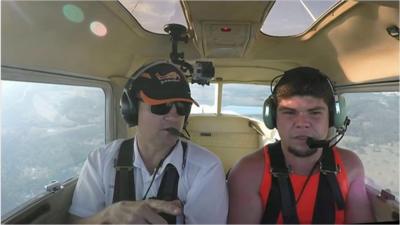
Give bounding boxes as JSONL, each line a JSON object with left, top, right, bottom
{"left": 288, "top": 146, "right": 318, "bottom": 158}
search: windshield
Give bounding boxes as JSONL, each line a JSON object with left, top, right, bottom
{"left": 190, "top": 83, "right": 217, "bottom": 114}
{"left": 222, "top": 83, "right": 270, "bottom": 121}
{"left": 190, "top": 83, "right": 270, "bottom": 122}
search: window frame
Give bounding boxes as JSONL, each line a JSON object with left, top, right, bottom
{"left": 1, "top": 66, "right": 114, "bottom": 218}
{"left": 335, "top": 80, "right": 399, "bottom": 196}
{"left": 335, "top": 80, "right": 399, "bottom": 94}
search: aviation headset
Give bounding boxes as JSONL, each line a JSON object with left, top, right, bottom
{"left": 120, "top": 60, "right": 192, "bottom": 127}
{"left": 263, "top": 67, "right": 347, "bottom": 130}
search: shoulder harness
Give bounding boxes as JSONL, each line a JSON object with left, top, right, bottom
{"left": 261, "top": 141, "right": 345, "bottom": 224}
{"left": 112, "top": 138, "right": 188, "bottom": 224}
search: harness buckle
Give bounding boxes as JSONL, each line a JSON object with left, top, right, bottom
{"left": 270, "top": 168, "right": 289, "bottom": 178}
{"left": 114, "top": 158, "right": 134, "bottom": 171}
{"left": 319, "top": 162, "right": 340, "bottom": 175}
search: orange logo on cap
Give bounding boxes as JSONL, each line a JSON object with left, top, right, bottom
{"left": 155, "top": 72, "right": 181, "bottom": 84}
{"left": 140, "top": 73, "right": 152, "bottom": 79}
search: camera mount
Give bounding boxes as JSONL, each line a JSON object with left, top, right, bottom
{"left": 164, "top": 24, "right": 193, "bottom": 74}
{"left": 164, "top": 23, "right": 215, "bottom": 85}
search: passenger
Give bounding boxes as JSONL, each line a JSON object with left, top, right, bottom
{"left": 227, "top": 67, "right": 374, "bottom": 224}
{"left": 69, "top": 61, "right": 228, "bottom": 224}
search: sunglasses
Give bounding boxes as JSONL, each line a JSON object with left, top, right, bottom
{"left": 150, "top": 102, "right": 192, "bottom": 116}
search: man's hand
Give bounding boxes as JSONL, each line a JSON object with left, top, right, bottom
{"left": 71, "top": 199, "right": 182, "bottom": 224}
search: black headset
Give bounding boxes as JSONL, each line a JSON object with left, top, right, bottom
{"left": 120, "top": 60, "right": 192, "bottom": 127}
{"left": 262, "top": 68, "right": 347, "bottom": 130}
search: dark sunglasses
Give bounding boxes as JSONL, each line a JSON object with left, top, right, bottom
{"left": 150, "top": 102, "right": 192, "bottom": 116}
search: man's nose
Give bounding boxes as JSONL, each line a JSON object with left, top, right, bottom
{"left": 294, "top": 113, "right": 311, "bottom": 128}
{"left": 165, "top": 104, "right": 181, "bottom": 120}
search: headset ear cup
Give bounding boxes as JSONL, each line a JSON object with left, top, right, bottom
{"left": 263, "top": 96, "right": 276, "bottom": 129}
{"left": 130, "top": 100, "right": 139, "bottom": 126}
{"left": 120, "top": 89, "right": 139, "bottom": 127}
{"left": 120, "top": 61, "right": 165, "bottom": 127}
{"left": 333, "top": 95, "right": 347, "bottom": 129}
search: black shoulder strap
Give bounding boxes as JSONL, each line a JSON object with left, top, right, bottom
{"left": 320, "top": 146, "right": 345, "bottom": 209}
{"left": 112, "top": 139, "right": 188, "bottom": 209}
{"left": 261, "top": 141, "right": 299, "bottom": 224}
{"left": 113, "top": 138, "right": 135, "bottom": 203}
{"left": 157, "top": 163, "right": 179, "bottom": 224}
{"left": 156, "top": 141, "right": 188, "bottom": 224}
{"left": 312, "top": 147, "right": 345, "bottom": 223}
{"left": 156, "top": 141, "right": 187, "bottom": 202}
{"left": 181, "top": 141, "right": 188, "bottom": 170}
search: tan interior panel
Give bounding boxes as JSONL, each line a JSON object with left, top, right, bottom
{"left": 187, "top": 115, "right": 266, "bottom": 172}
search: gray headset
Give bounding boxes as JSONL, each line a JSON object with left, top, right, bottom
{"left": 262, "top": 69, "right": 347, "bottom": 130}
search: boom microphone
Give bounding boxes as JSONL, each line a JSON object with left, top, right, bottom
{"left": 306, "top": 137, "right": 330, "bottom": 149}
{"left": 306, "top": 117, "right": 351, "bottom": 149}
{"left": 164, "top": 127, "right": 190, "bottom": 140}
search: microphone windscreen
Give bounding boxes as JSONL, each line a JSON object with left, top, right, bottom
{"left": 306, "top": 137, "right": 329, "bottom": 149}
{"left": 164, "top": 128, "right": 190, "bottom": 140}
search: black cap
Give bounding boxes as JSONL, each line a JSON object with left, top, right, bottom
{"left": 133, "top": 62, "right": 199, "bottom": 106}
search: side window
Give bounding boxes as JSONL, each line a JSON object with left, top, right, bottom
{"left": 222, "top": 83, "right": 270, "bottom": 122}
{"left": 338, "top": 92, "right": 399, "bottom": 196}
{"left": 190, "top": 83, "right": 217, "bottom": 114}
{"left": 1, "top": 80, "right": 106, "bottom": 216}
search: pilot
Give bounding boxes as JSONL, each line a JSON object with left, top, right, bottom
{"left": 227, "top": 67, "right": 374, "bottom": 224}
{"left": 69, "top": 61, "right": 228, "bottom": 224}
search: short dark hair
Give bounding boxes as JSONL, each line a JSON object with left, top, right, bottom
{"left": 274, "top": 67, "right": 335, "bottom": 116}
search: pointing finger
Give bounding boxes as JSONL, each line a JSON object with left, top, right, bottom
{"left": 146, "top": 199, "right": 182, "bottom": 215}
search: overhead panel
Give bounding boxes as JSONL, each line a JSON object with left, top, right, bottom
{"left": 202, "top": 22, "right": 251, "bottom": 58}
{"left": 183, "top": 1, "right": 272, "bottom": 58}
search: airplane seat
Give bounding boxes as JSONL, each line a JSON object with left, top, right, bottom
{"left": 186, "top": 114, "right": 275, "bottom": 173}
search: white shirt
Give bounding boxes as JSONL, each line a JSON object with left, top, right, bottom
{"left": 69, "top": 138, "right": 228, "bottom": 224}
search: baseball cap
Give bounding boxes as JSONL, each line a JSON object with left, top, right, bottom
{"left": 132, "top": 62, "right": 199, "bottom": 106}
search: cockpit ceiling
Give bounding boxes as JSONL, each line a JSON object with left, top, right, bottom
{"left": 184, "top": 1, "right": 271, "bottom": 23}
{"left": 1, "top": 1, "right": 399, "bottom": 85}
